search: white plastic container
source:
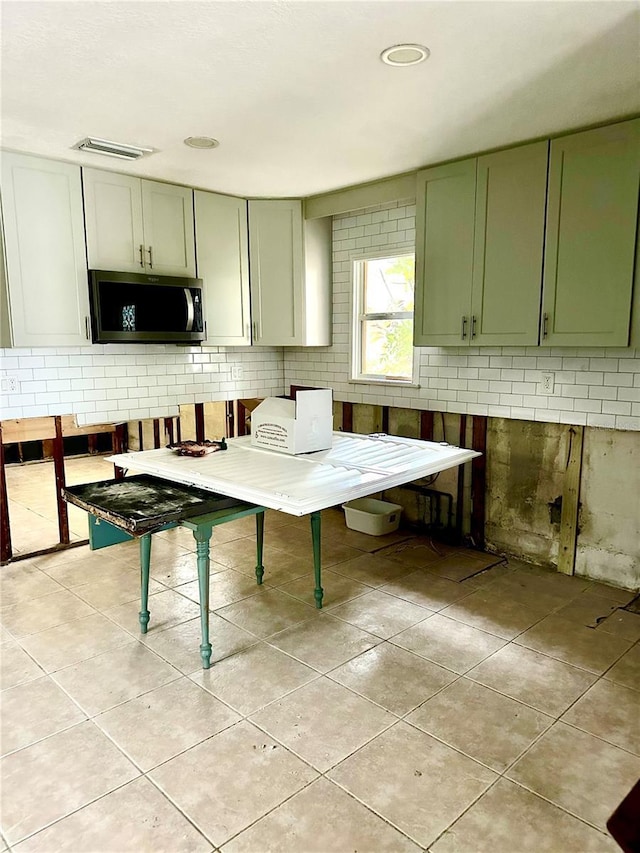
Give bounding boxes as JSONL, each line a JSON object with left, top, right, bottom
{"left": 342, "top": 498, "right": 403, "bottom": 536}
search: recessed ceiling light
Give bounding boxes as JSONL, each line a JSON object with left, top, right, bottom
{"left": 73, "top": 137, "right": 153, "bottom": 160}
{"left": 184, "top": 136, "right": 220, "bottom": 149}
{"left": 380, "top": 44, "right": 430, "bottom": 66}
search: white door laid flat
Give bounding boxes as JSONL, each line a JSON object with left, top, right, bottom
{"left": 108, "top": 433, "right": 479, "bottom": 517}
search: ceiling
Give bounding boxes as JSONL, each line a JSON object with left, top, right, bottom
{"left": 1, "top": 1, "right": 639, "bottom": 198}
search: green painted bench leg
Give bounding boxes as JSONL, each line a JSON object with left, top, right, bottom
{"left": 194, "top": 526, "right": 213, "bottom": 669}
{"left": 139, "top": 533, "right": 152, "bottom": 633}
{"left": 255, "top": 510, "right": 265, "bottom": 585}
{"left": 310, "top": 510, "right": 323, "bottom": 609}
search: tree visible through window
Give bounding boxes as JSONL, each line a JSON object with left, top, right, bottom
{"left": 353, "top": 253, "right": 415, "bottom": 381}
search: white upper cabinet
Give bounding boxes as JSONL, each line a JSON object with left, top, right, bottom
{"left": 83, "top": 169, "right": 196, "bottom": 277}
{"left": 194, "top": 191, "right": 251, "bottom": 346}
{"left": 1, "top": 152, "right": 90, "bottom": 347}
{"left": 248, "top": 200, "right": 331, "bottom": 346}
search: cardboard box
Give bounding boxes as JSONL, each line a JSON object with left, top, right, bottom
{"left": 251, "top": 389, "right": 333, "bottom": 454}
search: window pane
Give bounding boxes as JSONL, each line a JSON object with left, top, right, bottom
{"left": 362, "top": 318, "right": 413, "bottom": 378}
{"left": 364, "top": 255, "right": 414, "bottom": 314}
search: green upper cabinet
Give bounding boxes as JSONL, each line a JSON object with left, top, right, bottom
{"left": 414, "top": 159, "right": 476, "bottom": 346}
{"left": 471, "top": 141, "right": 548, "bottom": 346}
{"left": 541, "top": 118, "right": 640, "bottom": 347}
{"left": 414, "top": 143, "right": 548, "bottom": 347}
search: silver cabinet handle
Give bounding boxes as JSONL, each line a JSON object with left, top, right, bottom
{"left": 85, "top": 316, "right": 91, "bottom": 340}
{"left": 471, "top": 315, "right": 477, "bottom": 339}
{"left": 542, "top": 313, "right": 549, "bottom": 339}
{"left": 461, "top": 316, "right": 468, "bottom": 340}
{"left": 252, "top": 321, "right": 258, "bottom": 341}
{"left": 147, "top": 246, "right": 153, "bottom": 268}
{"left": 139, "top": 245, "right": 145, "bottom": 268}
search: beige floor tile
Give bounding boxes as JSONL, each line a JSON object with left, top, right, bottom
{"left": 192, "top": 642, "right": 318, "bottom": 715}
{"left": 467, "top": 643, "right": 597, "bottom": 717}
{"left": 72, "top": 572, "right": 164, "bottom": 610}
{"left": 1, "top": 676, "right": 86, "bottom": 756}
{"left": 441, "top": 588, "right": 549, "bottom": 640}
{"left": 0, "top": 720, "right": 138, "bottom": 846}
{"left": 329, "top": 721, "right": 496, "bottom": 848}
{"left": 490, "top": 569, "right": 591, "bottom": 612}
{"left": 279, "top": 569, "right": 370, "bottom": 609}
{"left": 95, "top": 677, "right": 240, "bottom": 771}
{"left": 204, "top": 537, "right": 282, "bottom": 570}
{"left": 216, "top": 588, "right": 318, "bottom": 638}
{"left": 328, "top": 590, "right": 432, "bottom": 639}
{"left": 375, "top": 538, "right": 453, "bottom": 568}
{"left": 177, "top": 568, "right": 271, "bottom": 610}
{"left": 271, "top": 527, "right": 364, "bottom": 568}
{"left": 392, "top": 613, "right": 507, "bottom": 673}
{"left": 150, "top": 551, "right": 227, "bottom": 587}
{"left": 19, "top": 613, "right": 134, "bottom": 673}
{"left": 430, "top": 778, "right": 618, "bottom": 853}
{"left": 224, "top": 777, "right": 420, "bottom": 853}
{"left": 36, "top": 550, "right": 138, "bottom": 589}
{"left": 587, "top": 581, "right": 637, "bottom": 605}
{"left": 554, "top": 593, "right": 620, "bottom": 628}
{"left": 340, "top": 526, "right": 412, "bottom": 554}
{"left": 507, "top": 722, "right": 640, "bottom": 831}
{"left": 149, "top": 720, "right": 317, "bottom": 847}
{"left": 0, "top": 626, "right": 12, "bottom": 644}
{"left": 327, "top": 552, "right": 416, "bottom": 587}
{"left": 597, "top": 609, "right": 640, "bottom": 643}
{"left": 381, "top": 570, "right": 472, "bottom": 611}
{"left": 0, "top": 589, "right": 95, "bottom": 639}
{"left": 249, "top": 677, "right": 395, "bottom": 771}
{"left": 12, "top": 777, "right": 212, "bottom": 853}
{"left": 515, "top": 615, "right": 633, "bottom": 674}
{"left": 143, "top": 614, "right": 258, "bottom": 674}
{"left": 0, "top": 642, "right": 45, "bottom": 690}
{"left": 0, "top": 563, "right": 63, "bottom": 606}
{"left": 561, "top": 679, "right": 640, "bottom": 755}
{"left": 426, "top": 552, "right": 504, "bottom": 582}
{"left": 329, "top": 642, "right": 457, "bottom": 715}
{"left": 232, "top": 546, "right": 315, "bottom": 586}
{"left": 407, "top": 677, "right": 552, "bottom": 772}
{"left": 603, "top": 643, "right": 640, "bottom": 690}
{"left": 104, "top": 588, "right": 201, "bottom": 636}
{"left": 52, "top": 643, "right": 180, "bottom": 716}
{"left": 268, "top": 613, "right": 379, "bottom": 672}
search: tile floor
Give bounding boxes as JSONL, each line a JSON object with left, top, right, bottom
{"left": 1, "top": 459, "right": 639, "bottom": 852}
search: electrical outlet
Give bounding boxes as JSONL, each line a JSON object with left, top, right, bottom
{"left": 539, "top": 372, "right": 555, "bottom": 395}
{"left": 1, "top": 376, "right": 19, "bottom": 393}
{"left": 230, "top": 364, "right": 244, "bottom": 381}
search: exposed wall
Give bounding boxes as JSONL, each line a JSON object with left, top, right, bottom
{"left": 0, "top": 345, "right": 284, "bottom": 426}
{"left": 284, "top": 200, "right": 640, "bottom": 431}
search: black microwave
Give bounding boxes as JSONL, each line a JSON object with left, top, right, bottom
{"left": 89, "top": 270, "right": 205, "bottom": 344}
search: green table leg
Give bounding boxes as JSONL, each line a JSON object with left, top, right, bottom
{"left": 255, "top": 510, "right": 265, "bottom": 584}
{"left": 139, "top": 533, "right": 151, "bottom": 633}
{"left": 194, "top": 526, "right": 213, "bottom": 669}
{"left": 310, "top": 510, "right": 323, "bottom": 609}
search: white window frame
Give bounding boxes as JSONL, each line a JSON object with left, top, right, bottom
{"left": 350, "top": 247, "right": 419, "bottom": 386}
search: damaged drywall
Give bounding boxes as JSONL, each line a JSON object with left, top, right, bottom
{"left": 576, "top": 428, "right": 640, "bottom": 590}
{"left": 485, "top": 418, "right": 567, "bottom": 566}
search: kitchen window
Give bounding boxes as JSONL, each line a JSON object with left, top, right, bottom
{"left": 352, "top": 252, "right": 416, "bottom": 383}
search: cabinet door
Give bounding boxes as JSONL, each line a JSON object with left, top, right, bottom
{"left": 414, "top": 159, "right": 476, "bottom": 346}
{"left": 83, "top": 168, "right": 145, "bottom": 273}
{"left": 1, "top": 153, "right": 90, "bottom": 347}
{"left": 471, "top": 142, "right": 548, "bottom": 346}
{"left": 141, "top": 180, "right": 196, "bottom": 277}
{"left": 249, "top": 199, "right": 303, "bottom": 346}
{"left": 194, "top": 191, "right": 251, "bottom": 346}
{"left": 542, "top": 119, "right": 640, "bottom": 346}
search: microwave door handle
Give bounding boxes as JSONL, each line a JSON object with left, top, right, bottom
{"left": 184, "top": 288, "right": 195, "bottom": 331}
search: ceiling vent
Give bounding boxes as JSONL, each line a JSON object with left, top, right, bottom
{"left": 73, "top": 137, "right": 154, "bottom": 160}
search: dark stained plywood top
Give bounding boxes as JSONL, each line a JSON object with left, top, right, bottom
{"left": 64, "top": 474, "right": 243, "bottom": 535}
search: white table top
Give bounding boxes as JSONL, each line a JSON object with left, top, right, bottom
{"left": 108, "top": 432, "right": 480, "bottom": 516}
